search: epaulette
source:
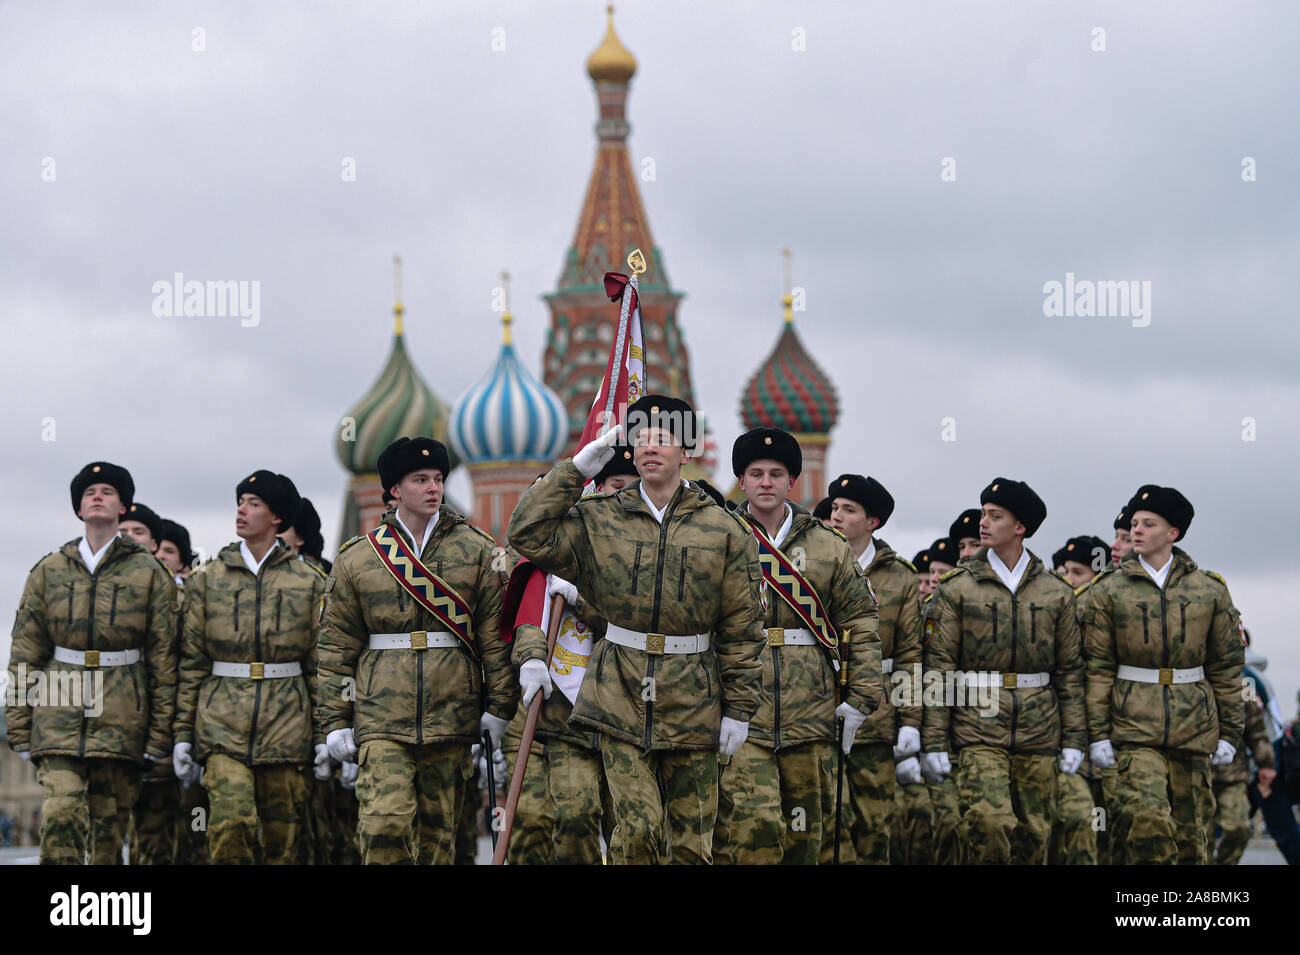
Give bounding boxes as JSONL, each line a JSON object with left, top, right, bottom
{"left": 1202, "top": 569, "right": 1229, "bottom": 588}
{"left": 1049, "top": 569, "right": 1072, "bottom": 587}
{"left": 1073, "top": 565, "right": 1113, "bottom": 597}
{"left": 300, "top": 557, "right": 327, "bottom": 579}
{"left": 30, "top": 550, "right": 57, "bottom": 574}
{"left": 826, "top": 525, "right": 849, "bottom": 543}
{"left": 467, "top": 523, "right": 497, "bottom": 547}
{"left": 336, "top": 534, "right": 366, "bottom": 556}
{"left": 939, "top": 567, "right": 963, "bottom": 582}
{"left": 896, "top": 556, "right": 916, "bottom": 573}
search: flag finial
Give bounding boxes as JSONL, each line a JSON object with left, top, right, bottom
{"left": 393, "top": 253, "right": 404, "bottom": 336}
{"left": 500, "top": 269, "right": 513, "bottom": 346}
{"left": 781, "top": 247, "right": 793, "bottom": 325}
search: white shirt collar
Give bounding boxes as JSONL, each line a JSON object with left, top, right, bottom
{"left": 396, "top": 509, "right": 440, "bottom": 556}
{"left": 770, "top": 503, "right": 794, "bottom": 548}
{"left": 79, "top": 536, "right": 114, "bottom": 575}
{"left": 1139, "top": 554, "right": 1173, "bottom": 590}
{"left": 987, "top": 547, "right": 1031, "bottom": 593}
{"left": 639, "top": 479, "right": 688, "bottom": 524}
{"left": 857, "top": 538, "right": 877, "bottom": 572}
{"left": 240, "top": 538, "right": 279, "bottom": 576}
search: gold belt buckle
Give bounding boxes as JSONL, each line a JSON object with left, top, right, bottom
{"left": 249, "top": 662, "right": 265, "bottom": 680}
{"left": 645, "top": 633, "right": 666, "bottom": 655}
{"left": 83, "top": 649, "right": 100, "bottom": 668}
{"left": 767, "top": 627, "right": 785, "bottom": 647}
{"left": 1002, "top": 672, "right": 1018, "bottom": 689}
{"left": 1158, "top": 668, "right": 1174, "bottom": 685}
{"left": 410, "top": 631, "right": 428, "bottom": 651}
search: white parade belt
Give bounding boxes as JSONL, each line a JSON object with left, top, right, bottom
{"left": 961, "top": 671, "right": 1050, "bottom": 689}
{"left": 605, "top": 624, "right": 710, "bottom": 655}
{"left": 52, "top": 645, "right": 140, "bottom": 668}
{"left": 1116, "top": 664, "right": 1204, "bottom": 686}
{"left": 764, "top": 627, "right": 816, "bottom": 647}
{"left": 368, "top": 632, "right": 459, "bottom": 650}
{"left": 881, "top": 657, "right": 894, "bottom": 674}
{"left": 211, "top": 660, "right": 303, "bottom": 679}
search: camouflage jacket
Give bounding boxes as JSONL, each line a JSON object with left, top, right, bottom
{"left": 142, "top": 575, "right": 187, "bottom": 782}
{"left": 858, "top": 538, "right": 921, "bottom": 746}
{"left": 1083, "top": 549, "right": 1244, "bottom": 755}
{"left": 507, "top": 461, "right": 766, "bottom": 751}
{"left": 922, "top": 548, "right": 1086, "bottom": 756}
{"left": 1215, "top": 697, "right": 1275, "bottom": 785}
{"left": 317, "top": 507, "right": 513, "bottom": 747}
{"left": 176, "top": 540, "right": 324, "bottom": 765}
{"left": 5, "top": 535, "right": 178, "bottom": 763}
{"left": 735, "top": 503, "right": 882, "bottom": 750}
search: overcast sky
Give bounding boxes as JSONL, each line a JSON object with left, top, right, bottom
{"left": 3, "top": 1, "right": 1298, "bottom": 714}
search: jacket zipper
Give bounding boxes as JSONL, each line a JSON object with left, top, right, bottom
{"left": 275, "top": 592, "right": 282, "bottom": 631}
{"left": 630, "top": 542, "right": 643, "bottom": 594}
{"left": 1008, "top": 589, "right": 1019, "bottom": 752}
{"left": 1028, "top": 604, "right": 1039, "bottom": 644}
{"left": 1138, "top": 603, "right": 1148, "bottom": 643}
{"left": 677, "top": 546, "right": 688, "bottom": 601}
{"left": 1160, "top": 587, "right": 1170, "bottom": 748}
{"left": 246, "top": 565, "right": 265, "bottom": 765}
{"left": 66, "top": 583, "right": 74, "bottom": 625}
{"left": 79, "top": 563, "right": 100, "bottom": 758}
{"left": 643, "top": 494, "right": 681, "bottom": 748}
{"left": 233, "top": 590, "right": 241, "bottom": 631}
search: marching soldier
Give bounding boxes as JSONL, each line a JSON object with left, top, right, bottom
{"left": 173, "top": 470, "right": 324, "bottom": 864}
{"left": 828, "top": 473, "right": 918, "bottom": 864}
{"left": 508, "top": 395, "right": 767, "bottom": 865}
{"left": 1085, "top": 485, "right": 1245, "bottom": 865}
{"left": 5, "top": 462, "right": 178, "bottom": 864}
{"left": 155, "top": 519, "right": 193, "bottom": 582}
{"left": 949, "top": 509, "right": 982, "bottom": 558}
{"left": 1110, "top": 506, "right": 1133, "bottom": 566}
{"left": 713, "top": 442, "right": 883, "bottom": 865}
{"left": 317, "top": 437, "right": 514, "bottom": 865}
{"left": 912, "top": 549, "right": 933, "bottom": 599}
{"left": 812, "top": 497, "right": 833, "bottom": 526}
{"left": 926, "top": 537, "right": 958, "bottom": 592}
{"left": 281, "top": 497, "right": 333, "bottom": 575}
{"left": 919, "top": 535, "right": 963, "bottom": 866}
{"left": 1209, "top": 696, "right": 1275, "bottom": 865}
{"left": 119, "top": 502, "right": 163, "bottom": 555}
{"left": 499, "top": 451, "right": 631, "bottom": 864}
{"left": 922, "top": 478, "right": 1087, "bottom": 864}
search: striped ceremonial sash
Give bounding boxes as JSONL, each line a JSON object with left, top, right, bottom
{"left": 367, "top": 523, "right": 476, "bottom": 657}
{"left": 742, "top": 516, "right": 839, "bottom": 652}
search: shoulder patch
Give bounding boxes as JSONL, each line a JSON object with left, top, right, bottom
{"left": 336, "top": 534, "right": 366, "bottom": 556}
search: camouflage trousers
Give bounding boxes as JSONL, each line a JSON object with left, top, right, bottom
{"left": 955, "top": 745, "right": 1057, "bottom": 864}
{"left": 356, "top": 739, "right": 471, "bottom": 865}
{"left": 455, "top": 758, "right": 480, "bottom": 865}
{"left": 926, "top": 775, "right": 961, "bottom": 865}
{"left": 505, "top": 741, "right": 605, "bottom": 865}
{"left": 716, "top": 740, "right": 837, "bottom": 865}
{"left": 35, "top": 756, "right": 141, "bottom": 865}
{"left": 205, "top": 753, "right": 310, "bottom": 865}
{"left": 303, "top": 775, "right": 360, "bottom": 865}
{"left": 175, "top": 780, "right": 209, "bottom": 864}
{"left": 601, "top": 736, "right": 716, "bottom": 865}
{"left": 1087, "top": 768, "right": 1117, "bottom": 864}
{"left": 1048, "top": 767, "right": 1098, "bottom": 865}
{"left": 128, "top": 779, "right": 181, "bottom": 864}
{"left": 845, "top": 742, "right": 894, "bottom": 865}
{"left": 1208, "top": 781, "right": 1249, "bottom": 866}
{"left": 891, "top": 782, "right": 933, "bottom": 865}
{"left": 1111, "top": 746, "right": 1213, "bottom": 865}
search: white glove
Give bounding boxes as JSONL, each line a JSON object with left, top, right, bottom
{"left": 142, "top": 752, "right": 159, "bottom": 763}
{"left": 519, "top": 658, "right": 553, "bottom": 706}
{"left": 340, "top": 761, "right": 358, "bottom": 790}
{"left": 546, "top": 575, "right": 579, "bottom": 607}
{"left": 894, "top": 725, "right": 921, "bottom": 759}
{"left": 492, "top": 747, "right": 508, "bottom": 782}
{"left": 719, "top": 717, "right": 749, "bottom": 756}
{"left": 835, "top": 702, "right": 867, "bottom": 755}
{"left": 326, "top": 727, "right": 358, "bottom": 763}
{"left": 172, "top": 742, "right": 194, "bottom": 781}
{"left": 1089, "top": 739, "right": 1116, "bottom": 769}
{"left": 1210, "top": 739, "right": 1236, "bottom": 766}
{"left": 920, "top": 751, "right": 951, "bottom": 782}
{"left": 895, "top": 756, "right": 923, "bottom": 785}
{"left": 480, "top": 712, "right": 509, "bottom": 751}
{"left": 572, "top": 426, "right": 623, "bottom": 478}
{"left": 17, "top": 750, "right": 31, "bottom": 763}
{"left": 313, "top": 744, "right": 333, "bottom": 781}
{"left": 1059, "top": 748, "right": 1084, "bottom": 775}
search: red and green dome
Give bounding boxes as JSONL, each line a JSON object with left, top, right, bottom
{"left": 740, "top": 319, "right": 839, "bottom": 434}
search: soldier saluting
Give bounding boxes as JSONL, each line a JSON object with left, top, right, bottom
{"left": 921, "top": 478, "right": 1087, "bottom": 864}
{"left": 5, "top": 462, "right": 178, "bottom": 864}
{"left": 714, "top": 437, "right": 883, "bottom": 865}
{"left": 1084, "top": 485, "right": 1244, "bottom": 864}
{"left": 172, "top": 470, "right": 323, "bottom": 864}
{"left": 317, "top": 437, "right": 513, "bottom": 865}
{"left": 508, "top": 395, "right": 766, "bottom": 865}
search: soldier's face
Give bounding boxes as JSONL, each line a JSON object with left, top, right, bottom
{"left": 598, "top": 474, "right": 635, "bottom": 493}
{"left": 279, "top": 527, "right": 305, "bottom": 549}
{"left": 156, "top": 540, "right": 185, "bottom": 574}
{"left": 917, "top": 573, "right": 933, "bottom": 597}
{"left": 1129, "top": 510, "right": 1177, "bottom": 556}
{"left": 830, "top": 498, "right": 877, "bottom": 544}
{"left": 1111, "top": 528, "right": 1132, "bottom": 562}
{"left": 119, "top": 520, "right": 157, "bottom": 553}
{"left": 633, "top": 428, "right": 687, "bottom": 478}
{"left": 979, "top": 505, "right": 1023, "bottom": 550}
{"left": 929, "top": 561, "right": 955, "bottom": 590}
{"left": 739, "top": 460, "right": 794, "bottom": 511}
{"left": 957, "top": 537, "right": 981, "bottom": 558}
{"left": 393, "top": 469, "right": 444, "bottom": 517}
{"left": 1061, "top": 560, "right": 1096, "bottom": 588}
{"left": 236, "top": 493, "right": 278, "bottom": 539}
{"left": 78, "top": 483, "right": 125, "bottom": 522}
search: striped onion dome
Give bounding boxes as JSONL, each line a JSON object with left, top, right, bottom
{"left": 740, "top": 295, "right": 839, "bottom": 434}
{"left": 449, "top": 310, "right": 568, "bottom": 464}
{"left": 335, "top": 300, "right": 458, "bottom": 476}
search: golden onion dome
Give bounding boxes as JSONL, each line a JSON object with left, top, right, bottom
{"left": 586, "top": 5, "right": 637, "bottom": 84}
